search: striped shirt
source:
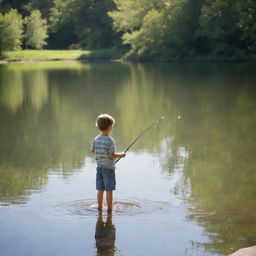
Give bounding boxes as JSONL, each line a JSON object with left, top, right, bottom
{"left": 91, "top": 135, "right": 116, "bottom": 169}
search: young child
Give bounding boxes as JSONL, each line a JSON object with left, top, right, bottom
{"left": 91, "top": 114, "right": 126, "bottom": 213}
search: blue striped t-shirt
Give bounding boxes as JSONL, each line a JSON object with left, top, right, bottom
{"left": 91, "top": 135, "right": 116, "bottom": 169}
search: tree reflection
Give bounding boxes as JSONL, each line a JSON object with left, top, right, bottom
{"left": 0, "top": 62, "right": 129, "bottom": 203}
{"left": 158, "top": 64, "right": 256, "bottom": 255}
{"left": 0, "top": 68, "right": 23, "bottom": 113}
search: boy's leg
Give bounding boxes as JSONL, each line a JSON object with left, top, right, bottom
{"left": 106, "top": 190, "right": 113, "bottom": 212}
{"left": 97, "top": 190, "right": 104, "bottom": 210}
{"left": 102, "top": 168, "right": 115, "bottom": 213}
{"left": 96, "top": 167, "right": 105, "bottom": 211}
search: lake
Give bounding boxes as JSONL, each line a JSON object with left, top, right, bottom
{"left": 0, "top": 61, "right": 255, "bottom": 256}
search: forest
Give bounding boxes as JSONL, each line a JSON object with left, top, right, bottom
{"left": 0, "top": 0, "right": 255, "bottom": 60}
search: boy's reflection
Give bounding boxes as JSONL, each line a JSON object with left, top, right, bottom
{"left": 95, "top": 212, "right": 116, "bottom": 256}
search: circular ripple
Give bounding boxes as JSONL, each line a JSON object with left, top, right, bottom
{"left": 51, "top": 198, "right": 172, "bottom": 218}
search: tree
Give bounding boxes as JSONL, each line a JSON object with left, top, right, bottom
{"left": 192, "top": 0, "right": 256, "bottom": 59}
{"left": 110, "top": 0, "right": 256, "bottom": 60}
{"left": 197, "top": 0, "right": 239, "bottom": 58}
{"left": 72, "top": 0, "right": 118, "bottom": 49}
{"left": 110, "top": 0, "right": 204, "bottom": 59}
{"left": 0, "top": 9, "right": 23, "bottom": 54}
{"left": 23, "top": 0, "right": 54, "bottom": 18}
{"left": 109, "top": 0, "right": 167, "bottom": 59}
{"left": 163, "top": 0, "right": 206, "bottom": 57}
{"left": 235, "top": 0, "right": 256, "bottom": 56}
{"left": 48, "top": 0, "right": 79, "bottom": 48}
{"left": 0, "top": 0, "right": 31, "bottom": 15}
{"left": 48, "top": 0, "right": 118, "bottom": 49}
{"left": 24, "top": 10, "right": 48, "bottom": 49}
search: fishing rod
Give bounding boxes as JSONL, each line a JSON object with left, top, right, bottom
{"left": 116, "top": 116, "right": 165, "bottom": 164}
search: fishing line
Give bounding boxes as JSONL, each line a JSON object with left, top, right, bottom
{"left": 115, "top": 116, "right": 165, "bottom": 164}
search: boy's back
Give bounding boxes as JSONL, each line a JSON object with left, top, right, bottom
{"left": 91, "top": 135, "right": 116, "bottom": 170}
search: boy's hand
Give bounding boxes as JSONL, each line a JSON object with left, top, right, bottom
{"left": 109, "top": 152, "right": 126, "bottom": 159}
{"left": 121, "top": 153, "right": 126, "bottom": 158}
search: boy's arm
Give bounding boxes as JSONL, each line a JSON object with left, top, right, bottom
{"left": 108, "top": 152, "right": 126, "bottom": 159}
{"left": 91, "top": 140, "right": 95, "bottom": 154}
{"left": 108, "top": 138, "right": 125, "bottom": 159}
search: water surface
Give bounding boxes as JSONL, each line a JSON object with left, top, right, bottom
{"left": 0, "top": 61, "right": 256, "bottom": 256}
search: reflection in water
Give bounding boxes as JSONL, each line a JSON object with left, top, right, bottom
{"left": 0, "top": 62, "right": 130, "bottom": 203}
{"left": 0, "top": 69, "right": 23, "bottom": 112}
{"left": 0, "top": 163, "right": 47, "bottom": 204}
{"left": 95, "top": 213, "right": 116, "bottom": 256}
{"left": 0, "top": 61, "right": 256, "bottom": 255}
{"left": 27, "top": 70, "right": 48, "bottom": 112}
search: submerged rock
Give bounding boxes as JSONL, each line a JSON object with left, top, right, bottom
{"left": 228, "top": 246, "right": 256, "bottom": 256}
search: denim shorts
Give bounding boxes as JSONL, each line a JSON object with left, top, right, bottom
{"left": 96, "top": 166, "right": 116, "bottom": 191}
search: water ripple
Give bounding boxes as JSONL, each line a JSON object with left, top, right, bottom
{"left": 51, "top": 198, "right": 174, "bottom": 218}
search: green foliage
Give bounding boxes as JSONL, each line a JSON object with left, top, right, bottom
{"left": 198, "top": 0, "right": 241, "bottom": 58}
{"left": 235, "top": 0, "right": 256, "bottom": 56}
{"left": 1, "top": 0, "right": 120, "bottom": 50}
{"left": 110, "top": 0, "right": 256, "bottom": 60}
{"left": 109, "top": 0, "right": 163, "bottom": 32}
{"left": 73, "top": 0, "right": 117, "bottom": 49}
{"left": 49, "top": 0, "right": 75, "bottom": 33}
{"left": 164, "top": 0, "right": 206, "bottom": 57}
{"left": 0, "top": 0, "right": 31, "bottom": 15}
{"left": 109, "top": 0, "right": 166, "bottom": 59}
{"left": 0, "top": 9, "right": 23, "bottom": 53}
{"left": 49, "top": 0, "right": 118, "bottom": 49}
{"left": 0, "top": 0, "right": 255, "bottom": 59}
{"left": 123, "top": 9, "right": 165, "bottom": 59}
{"left": 110, "top": 0, "right": 206, "bottom": 60}
{"left": 23, "top": 0, "right": 54, "bottom": 18}
{"left": 24, "top": 10, "right": 48, "bottom": 49}
{"left": 195, "top": 0, "right": 256, "bottom": 59}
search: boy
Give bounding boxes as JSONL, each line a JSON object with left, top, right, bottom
{"left": 91, "top": 114, "right": 126, "bottom": 213}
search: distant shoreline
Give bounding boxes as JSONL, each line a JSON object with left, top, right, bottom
{"left": 1, "top": 58, "right": 254, "bottom": 65}
{"left": 0, "top": 58, "right": 121, "bottom": 64}
{"left": 0, "top": 49, "right": 124, "bottom": 64}
{"left": 0, "top": 49, "right": 255, "bottom": 64}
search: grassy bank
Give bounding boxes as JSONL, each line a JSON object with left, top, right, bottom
{"left": 1, "top": 48, "right": 126, "bottom": 62}
{"left": 2, "top": 49, "right": 252, "bottom": 63}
